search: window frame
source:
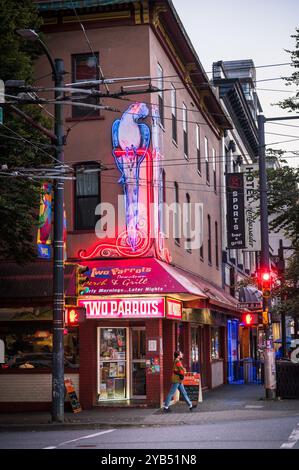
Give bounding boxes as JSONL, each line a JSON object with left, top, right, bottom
{"left": 74, "top": 162, "right": 101, "bottom": 231}
{"left": 157, "top": 63, "right": 164, "bottom": 128}
{"left": 71, "top": 52, "right": 100, "bottom": 119}
{"left": 174, "top": 181, "right": 180, "bottom": 245}
{"left": 208, "top": 214, "right": 212, "bottom": 265}
{"left": 182, "top": 102, "right": 188, "bottom": 159}
{"left": 205, "top": 136, "right": 210, "bottom": 184}
{"left": 196, "top": 124, "right": 201, "bottom": 174}
{"left": 171, "top": 84, "right": 177, "bottom": 144}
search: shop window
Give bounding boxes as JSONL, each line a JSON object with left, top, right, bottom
{"left": 211, "top": 327, "right": 221, "bottom": 360}
{"left": 176, "top": 323, "right": 185, "bottom": 354}
{"left": 0, "top": 325, "right": 79, "bottom": 369}
{"left": 72, "top": 53, "right": 100, "bottom": 118}
{"left": 75, "top": 163, "right": 101, "bottom": 230}
{"left": 191, "top": 327, "right": 200, "bottom": 373}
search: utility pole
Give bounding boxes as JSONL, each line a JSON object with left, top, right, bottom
{"left": 257, "top": 114, "right": 276, "bottom": 400}
{"left": 16, "top": 29, "right": 66, "bottom": 422}
{"left": 258, "top": 113, "right": 299, "bottom": 399}
{"left": 52, "top": 58, "right": 65, "bottom": 423}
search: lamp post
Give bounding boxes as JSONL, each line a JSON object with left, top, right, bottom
{"left": 17, "top": 29, "right": 65, "bottom": 422}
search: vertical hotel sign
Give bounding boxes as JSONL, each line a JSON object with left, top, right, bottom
{"left": 226, "top": 173, "right": 246, "bottom": 249}
{"left": 242, "top": 164, "right": 261, "bottom": 251}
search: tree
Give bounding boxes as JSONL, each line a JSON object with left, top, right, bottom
{"left": 278, "top": 27, "right": 299, "bottom": 113}
{"left": 0, "top": 0, "right": 52, "bottom": 263}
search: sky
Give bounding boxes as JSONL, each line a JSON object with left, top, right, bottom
{"left": 172, "top": 0, "right": 299, "bottom": 167}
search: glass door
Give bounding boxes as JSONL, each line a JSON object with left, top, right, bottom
{"left": 131, "top": 327, "right": 146, "bottom": 398}
{"left": 98, "top": 327, "right": 128, "bottom": 401}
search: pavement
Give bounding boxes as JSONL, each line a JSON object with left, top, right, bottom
{"left": 0, "top": 384, "right": 299, "bottom": 431}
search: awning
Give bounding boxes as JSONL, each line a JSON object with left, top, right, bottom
{"left": 76, "top": 258, "right": 241, "bottom": 313}
{"left": 0, "top": 261, "right": 76, "bottom": 302}
{"left": 74, "top": 258, "right": 207, "bottom": 300}
{"left": 239, "top": 286, "right": 262, "bottom": 303}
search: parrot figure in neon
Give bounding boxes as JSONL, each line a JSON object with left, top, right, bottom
{"left": 112, "top": 103, "right": 150, "bottom": 251}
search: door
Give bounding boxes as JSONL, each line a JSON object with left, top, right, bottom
{"left": 98, "top": 327, "right": 129, "bottom": 401}
{"left": 131, "top": 327, "right": 146, "bottom": 398}
{"left": 200, "top": 326, "right": 209, "bottom": 388}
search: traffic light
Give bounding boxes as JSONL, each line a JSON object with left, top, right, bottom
{"left": 65, "top": 307, "right": 85, "bottom": 326}
{"left": 76, "top": 265, "right": 90, "bottom": 296}
{"left": 262, "top": 308, "right": 269, "bottom": 326}
{"left": 261, "top": 271, "right": 271, "bottom": 298}
{"left": 241, "top": 312, "right": 260, "bottom": 326}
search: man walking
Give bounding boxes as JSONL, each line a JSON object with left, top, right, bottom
{"left": 164, "top": 351, "right": 197, "bottom": 412}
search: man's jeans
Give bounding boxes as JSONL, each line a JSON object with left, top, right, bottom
{"left": 164, "top": 382, "right": 192, "bottom": 408}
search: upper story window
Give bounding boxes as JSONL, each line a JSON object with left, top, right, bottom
{"left": 157, "top": 63, "right": 164, "bottom": 127}
{"left": 212, "top": 147, "right": 216, "bottom": 192}
{"left": 174, "top": 181, "right": 180, "bottom": 245}
{"left": 186, "top": 192, "right": 191, "bottom": 251}
{"left": 208, "top": 214, "right": 212, "bottom": 265}
{"left": 183, "top": 102, "right": 188, "bottom": 159}
{"left": 215, "top": 221, "right": 219, "bottom": 268}
{"left": 72, "top": 53, "right": 99, "bottom": 119}
{"left": 171, "top": 84, "right": 177, "bottom": 143}
{"left": 196, "top": 124, "right": 201, "bottom": 174}
{"left": 205, "top": 136, "right": 210, "bottom": 184}
{"left": 75, "top": 163, "right": 101, "bottom": 230}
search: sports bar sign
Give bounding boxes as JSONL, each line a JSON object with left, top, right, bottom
{"left": 78, "top": 297, "right": 165, "bottom": 319}
{"left": 226, "top": 173, "right": 246, "bottom": 249}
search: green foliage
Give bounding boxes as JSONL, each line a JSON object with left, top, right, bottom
{"left": 278, "top": 28, "right": 299, "bottom": 112}
{"left": 266, "top": 164, "right": 299, "bottom": 243}
{"left": 272, "top": 248, "right": 299, "bottom": 318}
{"left": 0, "top": 0, "right": 52, "bottom": 263}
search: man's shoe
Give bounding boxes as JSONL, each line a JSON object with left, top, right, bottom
{"left": 189, "top": 404, "right": 197, "bottom": 411}
{"left": 163, "top": 407, "right": 171, "bottom": 412}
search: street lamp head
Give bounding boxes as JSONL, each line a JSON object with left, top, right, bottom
{"left": 16, "top": 29, "right": 40, "bottom": 41}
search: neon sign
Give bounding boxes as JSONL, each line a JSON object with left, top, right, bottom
{"left": 78, "top": 297, "right": 165, "bottom": 319}
{"left": 78, "top": 103, "right": 170, "bottom": 263}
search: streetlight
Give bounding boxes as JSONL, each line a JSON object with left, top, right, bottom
{"left": 17, "top": 28, "right": 65, "bottom": 422}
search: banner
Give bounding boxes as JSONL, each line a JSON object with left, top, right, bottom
{"left": 241, "top": 164, "right": 261, "bottom": 251}
{"left": 226, "top": 173, "right": 246, "bottom": 249}
{"left": 37, "top": 183, "right": 52, "bottom": 259}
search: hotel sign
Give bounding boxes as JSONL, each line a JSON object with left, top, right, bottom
{"left": 226, "top": 173, "right": 246, "bottom": 249}
{"left": 241, "top": 164, "right": 261, "bottom": 251}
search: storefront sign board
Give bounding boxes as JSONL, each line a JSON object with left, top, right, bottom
{"left": 78, "top": 297, "right": 165, "bottom": 319}
{"left": 166, "top": 298, "right": 182, "bottom": 320}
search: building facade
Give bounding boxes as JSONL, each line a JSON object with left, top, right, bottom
{"left": 0, "top": 0, "right": 244, "bottom": 410}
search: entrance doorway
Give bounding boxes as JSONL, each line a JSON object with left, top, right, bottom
{"left": 97, "top": 326, "right": 146, "bottom": 402}
{"left": 131, "top": 327, "right": 146, "bottom": 398}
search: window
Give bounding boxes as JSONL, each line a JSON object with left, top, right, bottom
{"left": 186, "top": 193, "right": 191, "bottom": 252}
{"left": 215, "top": 221, "right": 219, "bottom": 268}
{"left": 75, "top": 163, "right": 101, "bottom": 230}
{"left": 171, "top": 84, "right": 177, "bottom": 143}
{"left": 183, "top": 102, "right": 188, "bottom": 158}
{"left": 0, "top": 325, "right": 79, "bottom": 369}
{"left": 211, "top": 327, "right": 221, "bottom": 360}
{"left": 72, "top": 53, "right": 99, "bottom": 118}
{"left": 159, "top": 169, "right": 166, "bottom": 234}
{"left": 174, "top": 182, "right": 180, "bottom": 245}
{"left": 208, "top": 214, "right": 212, "bottom": 264}
{"left": 205, "top": 137, "right": 210, "bottom": 184}
{"left": 212, "top": 148, "right": 216, "bottom": 192}
{"left": 157, "top": 63, "right": 164, "bottom": 127}
{"left": 196, "top": 124, "right": 201, "bottom": 173}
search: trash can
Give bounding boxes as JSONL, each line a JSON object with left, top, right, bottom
{"left": 243, "top": 358, "right": 254, "bottom": 383}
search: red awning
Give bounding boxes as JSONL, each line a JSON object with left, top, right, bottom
{"left": 75, "top": 258, "right": 241, "bottom": 313}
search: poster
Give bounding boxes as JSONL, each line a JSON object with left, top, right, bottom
{"left": 37, "top": 183, "right": 52, "bottom": 259}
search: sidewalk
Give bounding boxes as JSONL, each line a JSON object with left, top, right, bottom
{"left": 1, "top": 384, "right": 298, "bottom": 430}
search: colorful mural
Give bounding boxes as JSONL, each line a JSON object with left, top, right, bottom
{"left": 37, "top": 183, "right": 52, "bottom": 259}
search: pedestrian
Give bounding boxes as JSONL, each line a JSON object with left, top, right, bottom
{"left": 163, "top": 350, "right": 197, "bottom": 412}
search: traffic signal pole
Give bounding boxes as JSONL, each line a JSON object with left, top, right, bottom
{"left": 258, "top": 114, "right": 276, "bottom": 400}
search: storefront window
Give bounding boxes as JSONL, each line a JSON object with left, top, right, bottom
{"left": 99, "top": 328, "right": 127, "bottom": 400}
{"left": 211, "top": 327, "right": 221, "bottom": 360}
{"left": 0, "top": 325, "right": 79, "bottom": 369}
{"left": 176, "top": 323, "right": 184, "bottom": 353}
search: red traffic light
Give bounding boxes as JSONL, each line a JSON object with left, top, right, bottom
{"left": 261, "top": 272, "right": 270, "bottom": 282}
{"left": 65, "top": 307, "right": 85, "bottom": 326}
{"left": 241, "top": 312, "right": 260, "bottom": 326}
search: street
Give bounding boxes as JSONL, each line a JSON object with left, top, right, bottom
{"left": 1, "top": 415, "right": 299, "bottom": 449}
